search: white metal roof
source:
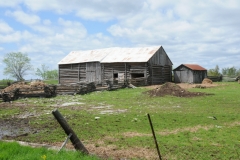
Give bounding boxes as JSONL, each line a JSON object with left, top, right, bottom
{"left": 58, "top": 46, "right": 161, "bottom": 64}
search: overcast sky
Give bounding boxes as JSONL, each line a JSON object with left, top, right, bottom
{"left": 0, "top": 0, "right": 240, "bottom": 80}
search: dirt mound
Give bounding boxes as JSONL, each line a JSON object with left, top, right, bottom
{"left": 202, "top": 78, "right": 212, "bottom": 84}
{"left": 147, "top": 82, "right": 207, "bottom": 97}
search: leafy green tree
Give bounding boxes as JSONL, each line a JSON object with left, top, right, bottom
{"left": 3, "top": 52, "right": 33, "bottom": 81}
{"left": 236, "top": 68, "right": 240, "bottom": 76}
{"left": 35, "top": 64, "right": 58, "bottom": 80}
{"left": 45, "top": 69, "right": 58, "bottom": 79}
{"left": 222, "top": 67, "right": 238, "bottom": 77}
{"left": 208, "top": 65, "right": 221, "bottom": 76}
{"left": 35, "top": 64, "right": 49, "bottom": 80}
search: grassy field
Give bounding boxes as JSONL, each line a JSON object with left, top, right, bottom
{"left": 0, "top": 79, "right": 13, "bottom": 89}
{"left": 0, "top": 141, "right": 99, "bottom": 160}
{"left": 44, "top": 79, "right": 58, "bottom": 85}
{"left": 0, "top": 82, "right": 240, "bottom": 159}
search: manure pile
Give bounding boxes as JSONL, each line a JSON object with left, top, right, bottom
{"left": 147, "top": 82, "right": 209, "bottom": 97}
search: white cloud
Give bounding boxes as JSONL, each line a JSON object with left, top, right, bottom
{"left": 0, "top": 20, "right": 14, "bottom": 33}
{"left": 0, "top": 30, "right": 34, "bottom": 43}
{"left": 22, "top": 0, "right": 145, "bottom": 21}
{"left": 5, "top": 10, "right": 41, "bottom": 25}
{"left": 0, "top": 0, "right": 22, "bottom": 7}
{"left": 0, "top": 31, "right": 22, "bottom": 43}
{"left": 43, "top": 19, "right": 51, "bottom": 25}
{"left": 32, "top": 25, "right": 54, "bottom": 35}
{"left": 58, "top": 18, "right": 87, "bottom": 38}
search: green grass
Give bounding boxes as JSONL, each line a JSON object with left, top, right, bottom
{"left": 44, "top": 79, "right": 58, "bottom": 85}
{"left": 1, "top": 82, "right": 240, "bottom": 159}
{"left": 0, "top": 141, "right": 99, "bottom": 160}
{"left": 0, "top": 79, "right": 13, "bottom": 89}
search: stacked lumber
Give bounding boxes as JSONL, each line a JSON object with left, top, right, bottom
{"left": 78, "top": 82, "right": 96, "bottom": 94}
{"left": 55, "top": 82, "right": 96, "bottom": 95}
{"left": 55, "top": 84, "right": 80, "bottom": 95}
{"left": 130, "top": 77, "right": 147, "bottom": 86}
{"left": 207, "top": 76, "right": 222, "bottom": 82}
{"left": 18, "top": 85, "right": 56, "bottom": 98}
{"left": 105, "top": 80, "right": 126, "bottom": 91}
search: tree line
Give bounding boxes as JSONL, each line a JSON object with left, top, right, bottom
{"left": 208, "top": 65, "right": 240, "bottom": 77}
{"left": 2, "top": 52, "right": 58, "bottom": 81}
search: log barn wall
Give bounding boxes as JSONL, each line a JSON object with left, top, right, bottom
{"left": 102, "top": 63, "right": 128, "bottom": 85}
{"left": 59, "top": 63, "right": 86, "bottom": 84}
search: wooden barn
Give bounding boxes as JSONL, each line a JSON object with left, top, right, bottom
{"left": 58, "top": 46, "right": 173, "bottom": 86}
{"left": 173, "top": 64, "right": 207, "bottom": 83}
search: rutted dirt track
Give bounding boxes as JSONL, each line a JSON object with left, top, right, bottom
{"left": 0, "top": 83, "right": 220, "bottom": 159}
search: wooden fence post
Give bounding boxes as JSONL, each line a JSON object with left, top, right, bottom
{"left": 52, "top": 109, "right": 89, "bottom": 154}
{"left": 148, "top": 113, "right": 162, "bottom": 160}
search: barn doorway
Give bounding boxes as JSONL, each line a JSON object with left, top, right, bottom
{"left": 86, "top": 62, "right": 101, "bottom": 83}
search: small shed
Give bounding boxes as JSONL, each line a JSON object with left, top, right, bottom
{"left": 58, "top": 46, "right": 173, "bottom": 86}
{"left": 173, "top": 64, "right": 207, "bottom": 83}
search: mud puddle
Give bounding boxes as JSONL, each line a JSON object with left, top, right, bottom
{"left": 0, "top": 118, "right": 32, "bottom": 139}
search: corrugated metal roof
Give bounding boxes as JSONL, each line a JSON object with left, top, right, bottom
{"left": 183, "top": 64, "right": 207, "bottom": 71}
{"left": 58, "top": 46, "right": 161, "bottom": 64}
{"left": 58, "top": 48, "right": 110, "bottom": 64}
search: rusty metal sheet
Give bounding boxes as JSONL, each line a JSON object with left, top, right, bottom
{"left": 183, "top": 64, "right": 207, "bottom": 71}
{"left": 101, "top": 46, "right": 160, "bottom": 63}
{"left": 58, "top": 48, "right": 110, "bottom": 64}
{"left": 58, "top": 46, "right": 161, "bottom": 64}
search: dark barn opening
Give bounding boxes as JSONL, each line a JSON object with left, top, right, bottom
{"left": 113, "top": 73, "right": 118, "bottom": 79}
{"left": 131, "top": 73, "right": 144, "bottom": 78}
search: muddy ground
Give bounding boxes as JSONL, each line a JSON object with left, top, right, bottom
{"left": 0, "top": 83, "right": 218, "bottom": 159}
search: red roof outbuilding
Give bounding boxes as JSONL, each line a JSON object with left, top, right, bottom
{"left": 182, "top": 64, "right": 207, "bottom": 71}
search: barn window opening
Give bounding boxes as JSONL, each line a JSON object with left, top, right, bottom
{"left": 113, "top": 73, "right": 118, "bottom": 78}
{"left": 131, "top": 73, "right": 144, "bottom": 78}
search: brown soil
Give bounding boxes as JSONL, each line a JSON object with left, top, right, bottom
{"left": 146, "top": 82, "right": 211, "bottom": 97}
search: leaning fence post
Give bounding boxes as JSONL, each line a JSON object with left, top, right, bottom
{"left": 147, "top": 113, "right": 162, "bottom": 160}
{"left": 52, "top": 109, "right": 89, "bottom": 154}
